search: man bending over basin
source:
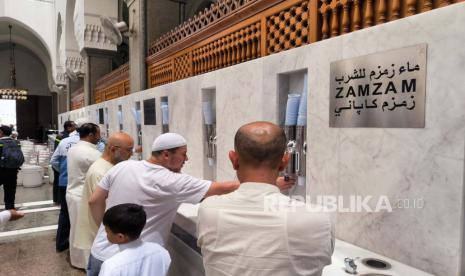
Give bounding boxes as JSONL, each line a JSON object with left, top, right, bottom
{"left": 197, "top": 121, "right": 335, "bottom": 276}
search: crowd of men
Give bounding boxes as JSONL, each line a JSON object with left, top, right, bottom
{"left": 6, "top": 119, "right": 335, "bottom": 275}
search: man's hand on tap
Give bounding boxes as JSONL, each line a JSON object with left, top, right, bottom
{"left": 276, "top": 175, "right": 296, "bottom": 191}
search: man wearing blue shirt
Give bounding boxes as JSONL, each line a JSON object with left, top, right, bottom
{"left": 50, "top": 119, "right": 85, "bottom": 252}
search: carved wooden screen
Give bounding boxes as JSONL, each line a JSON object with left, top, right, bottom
{"left": 146, "top": 0, "right": 461, "bottom": 89}
{"left": 71, "top": 87, "right": 84, "bottom": 110}
{"left": 148, "top": 60, "right": 173, "bottom": 86}
{"left": 90, "top": 0, "right": 461, "bottom": 103}
{"left": 174, "top": 52, "right": 192, "bottom": 80}
{"left": 318, "top": 0, "right": 459, "bottom": 39}
{"left": 266, "top": 0, "right": 310, "bottom": 55}
{"left": 147, "top": 0, "right": 310, "bottom": 88}
{"left": 192, "top": 21, "right": 261, "bottom": 75}
{"left": 94, "top": 63, "right": 130, "bottom": 103}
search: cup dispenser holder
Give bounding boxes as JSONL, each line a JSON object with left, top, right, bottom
{"left": 161, "top": 97, "right": 169, "bottom": 133}
{"left": 132, "top": 101, "right": 142, "bottom": 160}
{"left": 279, "top": 70, "right": 308, "bottom": 198}
{"left": 118, "top": 105, "right": 123, "bottom": 131}
{"left": 104, "top": 107, "right": 109, "bottom": 138}
{"left": 202, "top": 88, "right": 217, "bottom": 181}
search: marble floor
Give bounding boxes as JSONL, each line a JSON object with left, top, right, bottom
{"left": 0, "top": 183, "right": 85, "bottom": 275}
{"left": 9, "top": 183, "right": 54, "bottom": 204}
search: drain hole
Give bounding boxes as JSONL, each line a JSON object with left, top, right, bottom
{"left": 361, "top": 258, "right": 391, "bottom": 270}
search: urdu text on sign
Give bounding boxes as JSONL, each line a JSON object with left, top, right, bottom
{"left": 329, "top": 44, "right": 427, "bottom": 128}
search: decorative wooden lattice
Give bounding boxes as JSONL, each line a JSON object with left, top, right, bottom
{"left": 174, "top": 52, "right": 192, "bottom": 80}
{"left": 95, "top": 81, "right": 130, "bottom": 103}
{"left": 148, "top": 0, "right": 308, "bottom": 87}
{"left": 76, "top": 0, "right": 461, "bottom": 105}
{"left": 266, "top": 1, "right": 310, "bottom": 54}
{"left": 192, "top": 21, "right": 261, "bottom": 75}
{"left": 149, "top": 60, "right": 173, "bottom": 87}
{"left": 149, "top": 0, "right": 268, "bottom": 55}
{"left": 94, "top": 63, "right": 130, "bottom": 103}
{"left": 94, "top": 91, "right": 102, "bottom": 103}
{"left": 71, "top": 87, "right": 84, "bottom": 110}
{"left": 146, "top": 0, "right": 460, "bottom": 88}
{"left": 318, "top": 0, "right": 461, "bottom": 39}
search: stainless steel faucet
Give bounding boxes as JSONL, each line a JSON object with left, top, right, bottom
{"left": 205, "top": 124, "right": 216, "bottom": 164}
{"left": 285, "top": 139, "right": 297, "bottom": 175}
{"left": 344, "top": 257, "right": 357, "bottom": 274}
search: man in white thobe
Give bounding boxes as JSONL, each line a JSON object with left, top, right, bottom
{"left": 66, "top": 122, "right": 102, "bottom": 269}
{"left": 86, "top": 133, "right": 240, "bottom": 276}
{"left": 74, "top": 132, "right": 134, "bottom": 266}
{"left": 197, "top": 121, "right": 335, "bottom": 276}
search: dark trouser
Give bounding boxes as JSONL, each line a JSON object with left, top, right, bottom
{"left": 56, "top": 186, "right": 70, "bottom": 252}
{"left": 0, "top": 167, "right": 18, "bottom": 210}
{"left": 52, "top": 168, "right": 60, "bottom": 204}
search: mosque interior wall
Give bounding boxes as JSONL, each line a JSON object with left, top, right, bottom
{"left": 59, "top": 4, "right": 465, "bottom": 275}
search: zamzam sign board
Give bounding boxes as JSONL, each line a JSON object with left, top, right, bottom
{"left": 329, "top": 44, "right": 427, "bottom": 128}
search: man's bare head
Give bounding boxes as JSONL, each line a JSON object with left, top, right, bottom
{"left": 234, "top": 121, "right": 287, "bottom": 169}
{"left": 105, "top": 132, "right": 134, "bottom": 164}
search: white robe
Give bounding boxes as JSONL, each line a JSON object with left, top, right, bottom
{"left": 197, "top": 182, "right": 335, "bottom": 276}
{"left": 0, "top": 210, "right": 11, "bottom": 227}
{"left": 66, "top": 140, "right": 101, "bottom": 268}
{"left": 98, "top": 240, "right": 171, "bottom": 276}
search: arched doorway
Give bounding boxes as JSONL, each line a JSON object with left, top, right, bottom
{"left": 0, "top": 20, "right": 56, "bottom": 142}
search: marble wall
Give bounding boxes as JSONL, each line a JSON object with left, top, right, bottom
{"left": 306, "top": 5, "right": 465, "bottom": 276}
{"left": 60, "top": 3, "right": 465, "bottom": 275}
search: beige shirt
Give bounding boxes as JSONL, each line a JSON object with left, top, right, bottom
{"left": 66, "top": 140, "right": 102, "bottom": 196}
{"left": 74, "top": 158, "right": 113, "bottom": 250}
{"left": 197, "top": 182, "right": 335, "bottom": 276}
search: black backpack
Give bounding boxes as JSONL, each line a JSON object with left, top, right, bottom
{"left": 0, "top": 138, "right": 25, "bottom": 169}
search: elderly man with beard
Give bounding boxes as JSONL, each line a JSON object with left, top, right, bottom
{"left": 74, "top": 132, "right": 135, "bottom": 268}
{"left": 86, "top": 132, "right": 241, "bottom": 276}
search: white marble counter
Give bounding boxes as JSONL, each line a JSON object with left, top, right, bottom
{"left": 175, "top": 203, "right": 433, "bottom": 276}
{"left": 323, "top": 240, "right": 433, "bottom": 276}
{"left": 173, "top": 203, "right": 200, "bottom": 237}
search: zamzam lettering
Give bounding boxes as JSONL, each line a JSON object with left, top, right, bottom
{"left": 335, "top": 79, "right": 416, "bottom": 98}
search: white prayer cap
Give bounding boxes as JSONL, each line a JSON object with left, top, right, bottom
{"left": 152, "top": 133, "right": 187, "bottom": 151}
{"left": 74, "top": 117, "right": 91, "bottom": 128}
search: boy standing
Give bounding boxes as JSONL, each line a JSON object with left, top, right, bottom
{"left": 98, "top": 203, "right": 171, "bottom": 276}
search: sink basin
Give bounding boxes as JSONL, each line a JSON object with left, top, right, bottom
{"left": 361, "top": 258, "right": 391, "bottom": 270}
{"left": 321, "top": 240, "right": 434, "bottom": 276}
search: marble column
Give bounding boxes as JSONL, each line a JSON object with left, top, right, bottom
{"left": 50, "top": 92, "right": 58, "bottom": 129}
{"left": 58, "top": 95, "right": 66, "bottom": 114}
{"left": 125, "top": 0, "right": 147, "bottom": 93}
{"left": 73, "top": 0, "right": 118, "bottom": 104}
{"left": 82, "top": 49, "right": 114, "bottom": 105}
{"left": 66, "top": 78, "right": 71, "bottom": 112}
